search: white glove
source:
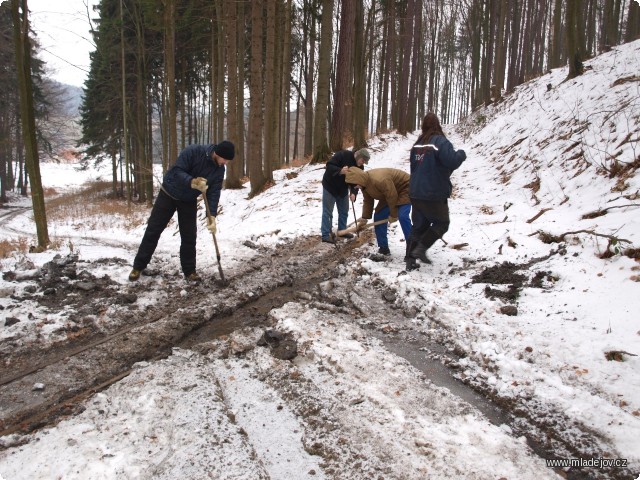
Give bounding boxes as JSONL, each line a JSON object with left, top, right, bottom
{"left": 207, "top": 216, "right": 217, "bottom": 234}
{"left": 357, "top": 217, "right": 368, "bottom": 227}
{"left": 191, "top": 177, "right": 208, "bottom": 193}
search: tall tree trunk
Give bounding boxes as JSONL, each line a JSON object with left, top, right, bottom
{"left": 518, "top": 0, "right": 534, "bottom": 84}
{"left": 469, "top": 0, "right": 482, "bottom": 108}
{"left": 506, "top": 0, "right": 521, "bottom": 92}
{"left": 225, "top": 0, "right": 243, "bottom": 189}
{"left": 0, "top": 119, "right": 7, "bottom": 202}
{"left": 379, "top": 1, "right": 393, "bottom": 131}
{"left": 120, "top": 0, "right": 132, "bottom": 203}
{"left": 211, "top": 4, "right": 219, "bottom": 142}
{"left": 215, "top": 1, "right": 225, "bottom": 141}
{"left": 397, "top": 0, "right": 415, "bottom": 134}
{"left": 263, "top": 0, "right": 277, "bottom": 179}
{"left": 493, "top": 0, "right": 507, "bottom": 98}
{"left": 248, "top": 1, "right": 266, "bottom": 196}
{"left": 281, "top": 0, "right": 293, "bottom": 163}
{"left": 236, "top": 0, "right": 246, "bottom": 174}
{"left": 11, "top": 0, "right": 48, "bottom": 250}
{"left": 311, "top": 0, "right": 334, "bottom": 163}
{"left": 565, "top": 0, "right": 583, "bottom": 79}
{"left": 376, "top": 8, "right": 388, "bottom": 133}
{"left": 602, "top": 0, "right": 615, "bottom": 51}
{"left": 365, "top": 1, "right": 376, "bottom": 136}
{"left": 388, "top": 1, "right": 398, "bottom": 128}
{"left": 625, "top": 0, "right": 640, "bottom": 42}
{"left": 352, "top": 0, "right": 366, "bottom": 149}
{"left": 133, "top": 2, "right": 150, "bottom": 204}
{"left": 293, "top": 57, "right": 303, "bottom": 160}
{"left": 164, "top": 0, "right": 177, "bottom": 166}
{"left": 331, "top": 0, "right": 354, "bottom": 151}
{"left": 272, "top": 1, "right": 284, "bottom": 169}
{"left": 482, "top": 0, "right": 496, "bottom": 106}
{"left": 585, "top": 0, "right": 597, "bottom": 56}
{"left": 427, "top": 0, "right": 440, "bottom": 112}
{"left": 549, "top": 0, "right": 563, "bottom": 68}
{"left": 304, "top": 0, "right": 315, "bottom": 158}
{"left": 407, "top": 0, "right": 422, "bottom": 130}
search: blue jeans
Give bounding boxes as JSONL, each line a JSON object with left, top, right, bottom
{"left": 373, "top": 204, "right": 412, "bottom": 248}
{"left": 321, "top": 188, "right": 349, "bottom": 238}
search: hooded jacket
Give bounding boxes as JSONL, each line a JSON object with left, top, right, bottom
{"left": 409, "top": 134, "right": 466, "bottom": 202}
{"left": 345, "top": 167, "right": 410, "bottom": 219}
{"left": 162, "top": 144, "right": 226, "bottom": 216}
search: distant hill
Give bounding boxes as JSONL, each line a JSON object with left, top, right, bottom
{"left": 54, "top": 82, "right": 83, "bottom": 116}
{"left": 39, "top": 80, "right": 84, "bottom": 162}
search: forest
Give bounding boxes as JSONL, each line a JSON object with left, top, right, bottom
{"left": 1, "top": 0, "right": 640, "bottom": 251}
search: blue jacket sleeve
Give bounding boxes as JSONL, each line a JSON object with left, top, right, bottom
{"left": 436, "top": 137, "right": 466, "bottom": 171}
{"left": 173, "top": 146, "right": 196, "bottom": 188}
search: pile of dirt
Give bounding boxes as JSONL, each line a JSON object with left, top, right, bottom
{"left": 471, "top": 259, "right": 557, "bottom": 306}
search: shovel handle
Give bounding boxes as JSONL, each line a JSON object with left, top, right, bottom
{"left": 202, "top": 193, "right": 226, "bottom": 282}
{"left": 350, "top": 199, "right": 359, "bottom": 238}
{"left": 336, "top": 218, "right": 389, "bottom": 237}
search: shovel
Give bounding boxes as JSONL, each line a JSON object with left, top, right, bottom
{"left": 201, "top": 192, "right": 228, "bottom": 286}
{"left": 350, "top": 198, "right": 359, "bottom": 238}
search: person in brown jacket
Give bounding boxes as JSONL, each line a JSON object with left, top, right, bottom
{"left": 345, "top": 167, "right": 412, "bottom": 257}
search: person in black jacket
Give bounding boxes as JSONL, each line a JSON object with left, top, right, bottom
{"left": 128, "top": 141, "right": 235, "bottom": 282}
{"left": 406, "top": 113, "right": 466, "bottom": 270}
{"left": 321, "top": 148, "right": 370, "bottom": 243}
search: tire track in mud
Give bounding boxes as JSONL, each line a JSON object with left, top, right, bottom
{"left": 0, "top": 234, "right": 371, "bottom": 436}
{"left": 175, "top": 252, "right": 635, "bottom": 480}
{"left": 2, "top": 231, "right": 633, "bottom": 478}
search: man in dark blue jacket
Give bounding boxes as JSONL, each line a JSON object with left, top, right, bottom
{"left": 321, "top": 148, "right": 370, "bottom": 243}
{"left": 407, "top": 113, "right": 466, "bottom": 270}
{"left": 129, "top": 141, "right": 235, "bottom": 282}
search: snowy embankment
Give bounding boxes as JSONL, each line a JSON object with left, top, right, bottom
{"left": 359, "top": 40, "right": 640, "bottom": 466}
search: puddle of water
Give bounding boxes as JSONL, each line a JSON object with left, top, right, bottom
{"left": 369, "top": 331, "right": 510, "bottom": 426}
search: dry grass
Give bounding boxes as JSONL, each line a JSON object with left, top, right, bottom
{"left": 46, "top": 181, "right": 149, "bottom": 230}
{"left": 0, "top": 237, "right": 29, "bottom": 259}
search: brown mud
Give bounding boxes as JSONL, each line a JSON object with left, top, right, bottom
{"left": 0, "top": 239, "right": 634, "bottom": 479}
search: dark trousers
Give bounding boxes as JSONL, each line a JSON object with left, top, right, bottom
{"left": 133, "top": 190, "right": 198, "bottom": 275}
{"left": 408, "top": 198, "right": 450, "bottom": 254}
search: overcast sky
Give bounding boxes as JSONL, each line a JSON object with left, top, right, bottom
{"left": 28, "top": 0, "right": 98, "bottom": 87}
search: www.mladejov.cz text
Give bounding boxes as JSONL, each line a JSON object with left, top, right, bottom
{"left": 545, "top": 457, "right": 628, "bottom": 469}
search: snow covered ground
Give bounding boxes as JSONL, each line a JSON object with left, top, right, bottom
{"left": 0, "top": 41, "right": 639, "bottom": 479}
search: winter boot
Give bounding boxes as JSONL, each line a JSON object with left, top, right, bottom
{"left": 378, "top": 246, "right": 391, "bottom": 255}
{"left": 185, "top": 272, "right": 202, "bottom": 283}
{"left": 405, "top": 257, "right": 420, "bottom": 271}
{"left": 409, "top": 243, "right": 432, "bottom": 264}
{"left": 128, "top": 268, "right": 142, "bottom": 281}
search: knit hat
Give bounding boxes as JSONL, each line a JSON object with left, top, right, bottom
{"left": 215, "top": 141, "right": 235, "bottom": 160}
{"left": 355, "top": 148, "right": 370, "bottom": 163}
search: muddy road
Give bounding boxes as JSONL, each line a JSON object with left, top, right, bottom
{"left": 0, "top": 235, "right": 369, "bottom": 435}
{"left": 0, "top": 234, "right": 635, "bottom": 479}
